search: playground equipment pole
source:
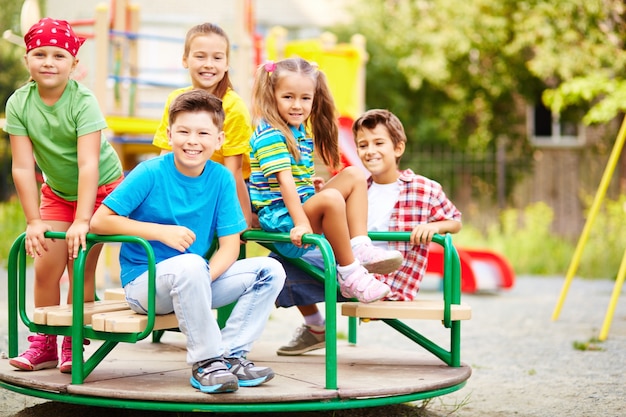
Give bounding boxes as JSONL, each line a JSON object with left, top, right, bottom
{"left": 551, "top": 115, "right": 626, "bottom": 321}
{"left": 94, "top": 3, "right": 109, "bottom": 113}
{"left": 599, "top": 249, "right": 626, "bottom": 340}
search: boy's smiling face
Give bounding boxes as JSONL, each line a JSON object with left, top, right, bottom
{"left": 355, "top": 124, "right": 405, "bottom": 184}
{"left": 168, "top": 110, "right": 224, "bottom": 177}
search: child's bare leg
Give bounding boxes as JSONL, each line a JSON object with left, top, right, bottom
{"left": 297, "top": 305, "right": 319, "bottom": 316}
{"left": 322, "top": 166, "right": 368, "bottom": 237}
{"left": 303, "top": 189, "right": 354, "bottom": 266}
{"left": 33, "top": 221, "right": 70, "bottom": 308}
{"left": 67, "top": 243, "right": 102, "bottom": 304}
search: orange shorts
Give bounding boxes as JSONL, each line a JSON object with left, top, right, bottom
{"left": 39, "top": 176, "right": 124, "bottom": 222}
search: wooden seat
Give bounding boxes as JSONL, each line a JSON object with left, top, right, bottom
{"left": 342, "top": 300, "right": 472, "bottom": 321}
{"left": 92, "top": 310, "right": 179, "bottom": 333}
{"left": 33, "top": 300, "right": 130, "bottom": 326}
{"left": 103, "top": 287, "right": 126, "bottom": 301}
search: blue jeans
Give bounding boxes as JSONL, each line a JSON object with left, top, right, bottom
{"left": 124, "top": 253, "right": 286, "bottom": 364}
{"left": 273, "top": 250, "right": 349, "bottom": 308}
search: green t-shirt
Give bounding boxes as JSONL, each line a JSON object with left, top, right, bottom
{"left": 4, "top": 80, "right": 122, "bottom": 201}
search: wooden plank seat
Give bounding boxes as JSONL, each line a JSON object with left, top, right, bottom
{"left": 33, "top": 301, "right": 130, "bottom": 326}
{"left": 342, "top": 300, "right": 472, "bottom": 321}
{"left": 91, "top": 310, "right": 179, "bottom": 333}
{"left": 103, "top": 287, "right": 126, "bottom": 301}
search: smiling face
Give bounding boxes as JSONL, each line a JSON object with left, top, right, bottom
{"left": 273, "top": 72, "right": 315, "bottom": 128}
{"left": 25, "top": 46, "right": 77, "bottom": 94}
{"left": 182, "top": 33, "right": 229, "bottom": 94}
{"left": 168, "top": 110, "right": 224, "bottom": 177}
{"left": 355, "top": 124, "right": 405, "bottom": 184}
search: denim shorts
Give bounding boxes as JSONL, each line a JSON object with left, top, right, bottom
{"left": 258, "top": 201, "right": 315, "bottom": 259}
{"left": 272, "top": 251, "right": 349, "bottom": 308}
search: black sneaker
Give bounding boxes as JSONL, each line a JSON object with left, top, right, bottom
{"left": 190, "top": 357, "right": 239, "bottom": 393}
{"left": 224, "top": 357, "right": 274, "bottom": 387}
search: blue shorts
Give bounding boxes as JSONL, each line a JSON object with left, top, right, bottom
{"left": 258, "top": 201, "right": 315, "bottom": 259}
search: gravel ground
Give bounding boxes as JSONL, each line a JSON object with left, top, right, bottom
{"left": 1, "top": 274, "right": 625, "bottom": 416}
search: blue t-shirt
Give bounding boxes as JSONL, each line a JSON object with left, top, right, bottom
{"left": 103, "top": 153, "right": 246, "bottom": 286}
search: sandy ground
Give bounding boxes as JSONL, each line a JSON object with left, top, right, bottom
{"left": 1, "top": 273, "right": 625, "bottom": 417}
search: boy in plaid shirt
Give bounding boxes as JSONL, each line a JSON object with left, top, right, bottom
{"left": 274, "top": 109, "right": 462, "bottom": 356}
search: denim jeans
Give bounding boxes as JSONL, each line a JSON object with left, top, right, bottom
{"left": 124, "top": 253, "right": 286, "bottom": 364}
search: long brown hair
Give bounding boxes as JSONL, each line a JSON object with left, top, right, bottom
{"left": 183, "top": 23, "right": 232, "bottom": 99}
{"left": 251, "top": 57, "right": 340, "bottom": 170}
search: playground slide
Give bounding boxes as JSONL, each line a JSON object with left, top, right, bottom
{"left": 426, "top": 243, "right": 515, "bottom": 293}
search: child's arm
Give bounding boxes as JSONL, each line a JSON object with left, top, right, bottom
{"left": 90, "top": 205, "right": 196, "bottom": 253}
{"left": 223, "top": 154, "right": 253, "bottom": 228}
{"left": 410, "top": 219, "right": 462, "bottom": 245}
{"left": 9, "top": 134, "right": 51, "bottom": 257}
{"left": 276, "top": 170, "right": 312, "bottom": 248}
{"left": 67, "top": 131, "right": 101, "bottom": 259}
{"left": 208, "top": 233, "right": 241, "bottom": 280}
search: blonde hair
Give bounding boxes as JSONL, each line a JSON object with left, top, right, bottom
{"left": 183, "top": 23, "right": 232, "bottom": 99}
{"left": 251, "top": 57, "right": 340, "bottom": 170}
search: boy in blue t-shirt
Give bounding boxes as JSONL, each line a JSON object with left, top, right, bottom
{"left": 90, "top": 89, "right": 286, "bottom": 394}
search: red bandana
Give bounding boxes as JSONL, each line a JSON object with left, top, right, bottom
{"left": 24, "top": 18, "right": 85, "bottom": 57}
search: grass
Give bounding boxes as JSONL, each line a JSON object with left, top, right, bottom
{"left": 572, "top": 338, "right": 605, "bottom": 351}
{"left": 0, "top": 196, "right": 26, "bottom": 269}
{"left": 453, "top": 198, "right": 626, "bottom": 279}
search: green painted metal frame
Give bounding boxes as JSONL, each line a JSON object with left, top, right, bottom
{"left": 260, "top": 231, "right": 463, "bottom": 367}
{"left": 0, "top": 378, "right": 467, "bottom": 412}
{"left": 5, "top": 229, "right": 467, "bottom": 412}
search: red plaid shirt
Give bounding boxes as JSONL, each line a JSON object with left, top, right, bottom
{"left": 370, "top": 169, "right": 461, "bottom": 301}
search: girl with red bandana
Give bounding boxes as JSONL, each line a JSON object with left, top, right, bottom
{"left": 3, "top": 18, "right": 123, "bottom": 373}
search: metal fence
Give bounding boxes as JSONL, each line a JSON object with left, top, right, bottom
{"left": 404, "top": 143, "right": 624, "bottom": 239}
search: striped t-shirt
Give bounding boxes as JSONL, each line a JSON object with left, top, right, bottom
{"left": 249, "top": 119, "right": 315, "bottom": 210}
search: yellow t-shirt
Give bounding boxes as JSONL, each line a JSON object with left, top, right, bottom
{"left": 152, "top": 86, "right": 252, "bottom": 179}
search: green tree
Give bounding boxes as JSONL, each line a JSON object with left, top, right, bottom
{"left": 513, "top": 1, "right": 626, "bottom": 124}
{"left": 338, "top": 0, "right": 625, "bottom": 145}
{"left": 1, "top": 0, "right": 30, "bottom": 201}
{"left": 1, "top": 0, "right": 30, "bottom": 111}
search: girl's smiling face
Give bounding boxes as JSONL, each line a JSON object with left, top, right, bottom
{"left": 25, "top": 46, "right": 77, "bottom": 92}
{"left": 183, "top": 33, "right": 229, "bottom": 94}
{"left": 274, "top": 72, "right": 316, "bottom": 127}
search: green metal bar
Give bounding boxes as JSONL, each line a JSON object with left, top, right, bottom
{"left": 368, "top": 232, "right": 463, "bottom": 366}
{"left": 242, "top": 230, "right": 338, "bottom": 390}
{"left": 70, "top": 238, "right": 88, "bottom": 385}
{"left": 0, "top": 379, "right": 466, "bottom": 413}
{"left": 17, "top": 238, "right": 31, "bottom": 328}
{"left": 83, "top": 340, "right": 119, "bottom": 376}
{"left": 382, "top": 318, "right": 452, "bottom": 365}
{"left": 7, "top": 233, "right": 25, "bottom": 358}
{"left": 32, "top": 232, "right": 157, "bottom": 385}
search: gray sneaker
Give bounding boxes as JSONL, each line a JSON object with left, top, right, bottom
{"left": 190, "top": 357, "right": 239, "bottom": 393}
{"left": 276, "top": 324, "right": 325, "bottom": 356}
{"left": 224, "top": 357, "right": 274, "bottom": 387}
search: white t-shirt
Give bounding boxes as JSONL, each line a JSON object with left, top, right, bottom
{"left": 368, "top": 181, "right": 401, "bottom": 249}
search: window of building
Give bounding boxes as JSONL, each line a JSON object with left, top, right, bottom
{"left": 527, "top": 99, "right": 585, "bottom": 147}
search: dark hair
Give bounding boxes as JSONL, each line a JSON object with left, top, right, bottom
{"left": 352, "top": 109, "right": 407, "bottom": 164}
{"left": 168, "top": 89, "right": 225, "bottom": 129}
{"left": 183, "top": 22, "right": 232, "bottom": 99}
